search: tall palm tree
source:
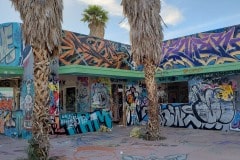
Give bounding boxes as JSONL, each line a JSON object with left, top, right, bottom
{"left": 81, "top": 5, "right": 109, "bottom": 38}
{"left": 122, "top": 0, "right": 163, "bottom": 140}
{"left": 11, "top": 0, "right": 63, "bottom": 159}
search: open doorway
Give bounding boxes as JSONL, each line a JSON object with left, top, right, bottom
{"left": 111, "top": 84, "right": 123, "bottom": 124}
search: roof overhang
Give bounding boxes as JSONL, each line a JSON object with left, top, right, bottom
{"left": 59, "top": 65, "right": 145, "bottom": 79}
{"left": 0, "top": 66, "right": 23, "bottom": 79}
{"left": 156, "top": 62, "right": 240, "bottom": 78}
{"left": 59, "top": 62, "right": 240, "bottom": 81}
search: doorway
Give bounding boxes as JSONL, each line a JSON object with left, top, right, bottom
{"left": 111, "top": 84, "right": 123, "bottom": 124}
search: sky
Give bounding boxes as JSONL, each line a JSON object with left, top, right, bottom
{"left": 1, "top": 0, "right": 240, "bottom": 45}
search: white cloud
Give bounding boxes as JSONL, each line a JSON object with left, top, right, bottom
{"left": 164, "top": 13, "right": 240, "bottom": 40}
{"left": 161, "top": 1, "right": 184, "bottom": 26}
{"left": 77, "top": 0, "right": 122, "bottom": 16}
{"left": 119, "top": 18, "right": 130, "bottom": 31}
{"left": 118, "top": 0, "right": 184, "bottom": 31}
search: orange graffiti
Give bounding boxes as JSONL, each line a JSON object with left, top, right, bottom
{"left": 0, "top": 99, "right": 13, "bottom": 110}
{"left": 218, "top": 84, "right": 233, "bottom": 101}
{"left": 60, "top": 31, "right": 131, "bottom": 69}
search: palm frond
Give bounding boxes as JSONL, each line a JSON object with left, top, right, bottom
{"left": 122, "top": 0, "right": 163, "bottom": 65}
{"left": 11, "top": 0, "right": 63, "bottom": 55}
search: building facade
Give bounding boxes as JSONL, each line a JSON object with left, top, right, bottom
{"left": 1, "top": 22, "right": 240, "bottom": 138}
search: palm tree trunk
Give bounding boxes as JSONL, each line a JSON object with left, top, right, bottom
{"left": 89, "top": 23, "right": 105, "bottom": 38}
{"left": 30, "top": 47, "right": 51, "bottom": 159}
{"left": 144, "top": 59, "right": 160, "bottom": 140}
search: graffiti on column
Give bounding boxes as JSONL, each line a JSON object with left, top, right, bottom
{"left": 230, "top": 78, "right": 240, "bottom": 131}
{"left": 77, "top": 77, "right": 90, "bottom": 113}
{"left": 12, "top": 110, "right": 24, "bottom": 137}
{"left": 161, "top": 77, "right": 236, "bottom": 130}
{"left": 49, "top": 82, "right": 59, "bottom": 115}
{"left": 136, "top": 85, "right": 148, "bottom": 123}
{"left": 49, "top": 57, "right": 59, "bottom": 116}
{"left": 60, "top": 110, "right": 112, "bottom": 135}
{"left": 21, "top": 79, "right": 34, "bottom": 130}
{"left": 0, "top": 23, "right": 22, "bottom": 66}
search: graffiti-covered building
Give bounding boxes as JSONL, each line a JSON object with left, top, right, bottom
{"left": 1, "top": 22, "right": 240, "bottom": 138}
{"left": 158, "top": 24, "right": 240, "bottom": 131}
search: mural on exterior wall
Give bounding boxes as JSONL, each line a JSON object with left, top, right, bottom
{"left": 160, "top": 25, "right": 240, "bottom": 69}
{"left": 77, "top": 77, "right": 90, "bottom": 113}
{"left": 0, "top": 23, "right": 22, "bottom": 66}
{"left": 49, "top": 82, "right": 59, "bottom": 115}
{"left": 20, "top": 78, "right": 34, "bottom": 131}
{"left": 0, "top": 87, "right": 13, "bottom": 111}
{"left": 4, "top": 110, "right": 24, "bottom": 138}
{"left": 90, "top": 78, "right": 111, "bottom": 111}
{"left": 160, "top": 76, "right": 237, "bottom": 131}
{"left": 60, "top": 31, "right": 132, "bottom": 69}
{"left": 0, "top": 23, "right": 23, "bottom": 137}
{"left": 19, "top": 44, "right": 34, "bottom": 139}
{"left": 60, "top": 110, "right": 112, "bottom": 135}
{"left": 0, "top": 87, "right": 15, "bottom": 136}
{"left": 49, "top": 56, "right": 60, "bottom": 133}
{"left": 0, "top": 110, "right": 16, "bottom": 137}
{"left": 125, "top": 82, "right": 149, "bottom": 126}
{"left": 123, "top": 75, "right": 240, "bottom": 131}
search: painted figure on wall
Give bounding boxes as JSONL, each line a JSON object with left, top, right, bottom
{"left": 91, "top": 78, "right": 110, "bottom": 110}
{"left": 22, "top": 79, "right": 34, "bottom": 129}
{"left": 77, "top": 77, "right": 90, "bottom": 113}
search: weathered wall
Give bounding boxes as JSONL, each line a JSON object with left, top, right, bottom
{"left": 90, "top": 77, "right": 111, "bottom": 110}
{"left": 122, "top": 73, "right": 240, "bottom": 131}
{"left": 125, "top": 81, "right": 148, "bottom": 125}
{"left": 20, "top": 44, "right": 34, "bottom": 139}
{"left": 60, "top": 30, "right": 133, "bottom": 69}
{"left": 60, "top": 76, "right": 111, "bottom": 113}
{"left": 160, "top": 74, "right": 240, "bottom": 131}
{"left": 59, "top": 110, "right": 112, "bottom": 135}
{"left": 0, "top": 23, "right": 22, "bottom": 66}
{"left": 0, "top": 23, "right": 24, "bottom": 137}
{"left": 160, "top": 25, "right": 240, "bottom": 69}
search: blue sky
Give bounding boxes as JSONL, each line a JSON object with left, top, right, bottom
{"left": 1, "top": 0, "right": 240, "bottom": 45}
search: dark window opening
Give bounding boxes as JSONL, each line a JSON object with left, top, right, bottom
{"left": 66, "top": 87, "right": 76, "bottom": 112}
{"left": 158, "top": 81, "right": 188, "bottom": 103}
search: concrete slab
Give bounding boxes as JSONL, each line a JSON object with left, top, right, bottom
{"left": 1, "top": 125, "right": 240, "bottom": 160}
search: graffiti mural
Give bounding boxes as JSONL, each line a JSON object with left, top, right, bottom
{"left": 20, "top": 79, "right": 34, "bottom": 130}
{"left": 77, "top": 77, "right": 90, "bottom": 113}
{"left": 0, "top": 87, "right": 13, "bottom": 110}
{"left": 91, "top": 78, "right": 111, "bottom": 110}
{"left": 60, "top": 110, "right": 112, "bottom": 135}
{"left": 60, "top": 31, "right": 132, "bottom": 69}
{"left": 125, "top": 82, "right": 149, "bottom": 125}
{"left": 0, "top": 110, "right": 23, "bottom": 137}
{"left": 49, "top": 82, "right": 59, "bottom": 115}
{"left": 0, "top": 23, "right": 22, "bottom": 66}
{"left": 160, "top": 76, "right": 236, "bottom": 131}
{"left": 12, "top": 110, "right": 24, "bottom": 137}
{"left": 49, "top": 56, "right": 60, "bottom": 133}
{"left": 160, "top": 25, "right": 240, "bottom": 69}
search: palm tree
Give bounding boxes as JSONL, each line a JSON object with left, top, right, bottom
{"left": 11, "top": 0, "right": 63, "bottom": 159}
{"left": 122, "top": 0, "right": 163, "bottom": 140}
{"left": 81, "top": 5, "right": 109, "bottom": 38}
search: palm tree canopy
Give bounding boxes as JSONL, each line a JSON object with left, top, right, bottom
{"left": 11, "top": 0, "right": 63, "bottom": 55}
{"left": 81, "top": 5, "right": 109, "bottom": 27}
{"left": 122, "top": 0, "right": 163, "bottom": 66}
